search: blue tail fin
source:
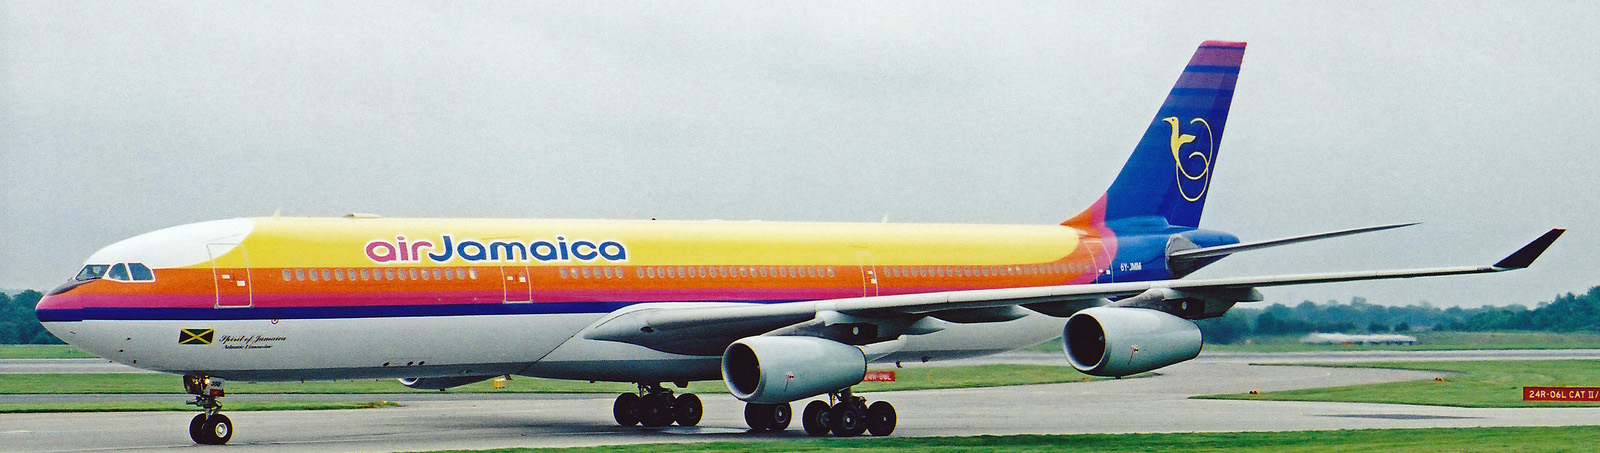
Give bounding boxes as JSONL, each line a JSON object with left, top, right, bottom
{"left": 1068, "top": 41, "right": 1245, "bottom": 231}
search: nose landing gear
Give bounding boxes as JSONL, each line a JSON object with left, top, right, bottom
{"left": 183, "top": 375, "right": 232, "bottom": 445}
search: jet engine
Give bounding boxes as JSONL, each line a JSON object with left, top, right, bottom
{"left": 721, "top": 336, "right": 866, "bottom": 404}
{"left": 1062, "top": 306, "right": 1201, "bottom": 377}
{"left": 397, "top": 375, "right": 497, "bottom": 390}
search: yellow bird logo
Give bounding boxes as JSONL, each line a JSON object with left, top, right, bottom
{"left": 1163, "top": 116, "right": 1215, "bottom": 202}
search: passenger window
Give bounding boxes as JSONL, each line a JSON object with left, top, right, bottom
{"left": 469, "top": 268, "right": 478, "bottom": 279}
{"left": 308, "top": 269, "right": 320, "bottom": 282}
{"left": 296, "top": 269, "right": 306, "bottom": 281}
{"left": 105, "top": 263, "right": 129, "bottom": 281}
{"left": 283, "top": 269, "right": 293, "bottom": 281}
{"left": 321, "top": 269, "right": 331, "bottom": 281}
{"left": 385, "top": 269, "right": 395, "bottom": 280}
{"left": 827, "top": 267, "right": 835, "bottom": 277}
{"left": 360, "top": 269, "right": 371, "bottom": 281}
{"left": 334, "top": 269, "right": 345, "bottom": 281}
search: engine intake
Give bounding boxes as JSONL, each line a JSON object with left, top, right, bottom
{"left": 722, "top": 336, "right": 866, "bottom": 404}
{"left": 1063, "top": 306, "right": 1201, "bottom": 377}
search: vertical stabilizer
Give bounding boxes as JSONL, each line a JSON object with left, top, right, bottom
{"left": 1067, "top": 41, "right": 1245, "bottom": 231}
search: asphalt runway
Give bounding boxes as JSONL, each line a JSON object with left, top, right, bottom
{"left": 4, "top": 350, "right": 1600, "bottom": 452}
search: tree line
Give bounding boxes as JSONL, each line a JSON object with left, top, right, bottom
{"left": 1198, "top": 286, "right": 1600, "bottom": 344}
{"left": 1, "top": 290, "right": 60, "bottom": 344}
{"left": 3, "top": 286, "right": 1598, "bottom": 345}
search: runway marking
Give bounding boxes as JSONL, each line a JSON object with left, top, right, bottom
{"left": 1321, "top": 414, "right": 1481, "bottom": 420}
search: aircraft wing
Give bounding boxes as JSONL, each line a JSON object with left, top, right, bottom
{"left": 582, "top": 228, "right": 1564, "bottom": 355}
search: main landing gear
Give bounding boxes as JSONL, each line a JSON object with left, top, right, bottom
{"left": 183, "top": 375, "right": 233, "bottom": 445}
{"left": 800, "top": 388, "right": 895, "bottom": 437}
{"left": 610, "top": 383, "right": 895, "bottom": 437}
{"left": 613, "top": 383, "right": 703, "bottom": 427}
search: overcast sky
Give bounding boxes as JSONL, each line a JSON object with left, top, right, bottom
{"left": 2, "top": 1, "right": 1594, "bottom": 308}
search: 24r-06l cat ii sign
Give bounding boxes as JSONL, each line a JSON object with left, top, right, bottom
{"left": 36, "top": 41, "right": 1562, "bottom": 445}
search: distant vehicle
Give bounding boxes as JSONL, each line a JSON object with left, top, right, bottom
{"left": 35, "top": 41, "right": 1561, "bottom": 445}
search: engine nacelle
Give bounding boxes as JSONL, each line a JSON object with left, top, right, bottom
{"left": 1063, "top": 306, "right": 1202, "bottom": 377}
{"left": 722, "top": 336, "right": 866, "bottom": 404}
{"left": 397, "top": 375, "right": 497, "bottom": 390}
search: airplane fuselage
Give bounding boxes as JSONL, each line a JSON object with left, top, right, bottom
{"left": 36, "top": 216, "right": 1233, "bottom": 382}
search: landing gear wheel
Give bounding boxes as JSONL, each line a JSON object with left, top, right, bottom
{"left": 802, "top": 400, "right": 832, "bottom": 436}
{"left": 190, "top": 414, "right": 232, "bottom": 445}
{"left": 639, "top": 392, "right": 676, "bottom": 427}
{"left": 674, "top": 394, "right": 703, "bottom": 427}
{"left": 829, "top": 402, "right": 868, "bottom": 437}
{"left": 743, "top": 403, "right": 791, "bottom": 432}
{"left": 866, "top": 401, "right": 896, "bottom": 436}
{"left": 183, "top": 375, "right": 230, "bottom": 444}
{"left": 613, "top": 393, "right": 640, "bottom": 426}
{"left": 188, "top": 414, "right": 206, "bottom": 442}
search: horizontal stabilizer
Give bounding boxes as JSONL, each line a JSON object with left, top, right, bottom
{"left": 1492, "top": 228, "right": 1565, "bottom": 269}
{"left": 1170, "top": 223, "right": 1418, "bottom": 259}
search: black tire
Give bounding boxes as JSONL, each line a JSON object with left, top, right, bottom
{"left": 674, "top": 394, "right": 703, "bottom": 427}
{"left": 829, "top": 403, "right": 868, "bottom": 437}
{"left": 743, "top": 403, "right": 792, "bottom": 432}
{"left": 802, "top": 401, "right": 831, "bottom": 436}
{"left": 640, "top": 393, "right": 675, "bottom": 427}
{"left": 188, "top": 414, "right": 207, "bottom": 444}
{"left": 201, "top": 414, "right": 233, "bottom": 445}
{"left": 866, "top": 401, "right": 896, "bottom": 436}
{"left": 613, "top": 393, "right": 640, "bottom": 427}
{"left": 769, "top": 403, "right": 792, "bottom": 431}
{"left": 744, "top": 404, "right": 771, "bottom": 431}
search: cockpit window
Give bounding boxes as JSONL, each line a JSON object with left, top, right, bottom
{"left": 107, "top": 263, "right": 131, "bottom": 281}
{"left": 128, "top": 263, "right": 155, "bottom": 281}
{"left": 75, "top": 265, "right": 111, "bottom": 281}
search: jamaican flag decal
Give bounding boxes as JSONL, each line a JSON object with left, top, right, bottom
{"left": 180, "top": 328, "right": 214, "bottom": 345}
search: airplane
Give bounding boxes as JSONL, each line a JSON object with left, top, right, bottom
{"left": 34, "top": 40, "right": 1563, "bottom": 445}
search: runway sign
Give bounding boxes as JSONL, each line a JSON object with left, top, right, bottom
{"left": 1523, "top": 387, "right": 1600, "bottom": 401}
{"left": 864, "top": 371, "right": 897, "bottom": 382}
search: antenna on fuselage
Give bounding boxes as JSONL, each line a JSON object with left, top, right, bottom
{"left": 272, "top": 206, "right": 283, "bottom": 218}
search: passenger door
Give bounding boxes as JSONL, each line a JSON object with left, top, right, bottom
{"left": 207, "top": 243, "right": 253, "bottom": 308}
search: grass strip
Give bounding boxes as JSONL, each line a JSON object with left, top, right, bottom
{"left": 412, "top": 426, "right": 1600, "bottom": 453}
{"left": 0, "top": 400, "right": 398, "bottom": 413}
{"left": 1199, "top": 359, "right": 1600, "bottom": 407}
{"left": 0, "top": 364, "right": 1091, "bottom": 394}
{"left": 0, "top": 345, "right": 96, "bottom": 359}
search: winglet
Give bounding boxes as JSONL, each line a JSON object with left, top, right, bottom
{"left": 1492, "top": 229, "right": 1565, "bottom": 269}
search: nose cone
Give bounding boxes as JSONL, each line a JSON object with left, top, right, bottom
{"left": 34, "top": 292, "right": 81, "bottom": 323}
{"left": 32, "top": 292, "right": 84, "bottom": 351}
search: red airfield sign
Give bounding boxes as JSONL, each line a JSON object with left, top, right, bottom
{"left": 1524, "top": 387, "right": 1600, "bottom": 402}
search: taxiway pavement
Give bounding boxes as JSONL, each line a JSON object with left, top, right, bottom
{"left": 3, "top": 350, "right": 1599, "bottom": 452}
